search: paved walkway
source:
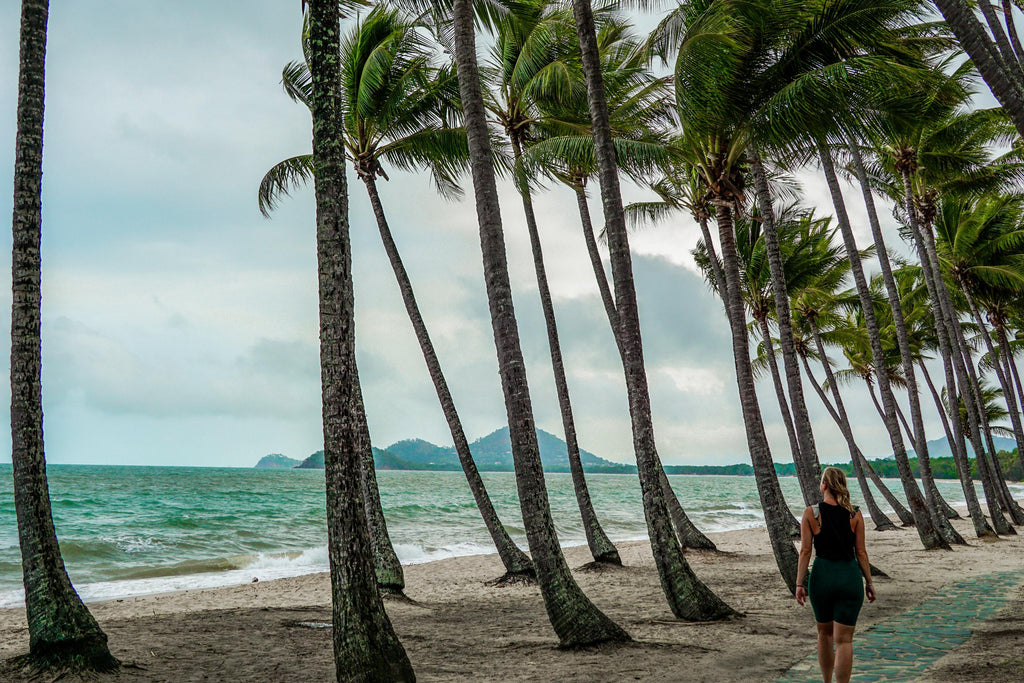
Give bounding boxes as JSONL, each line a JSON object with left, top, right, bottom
{"left": 776, "top": 570, "right": 1023, "bottom": 683}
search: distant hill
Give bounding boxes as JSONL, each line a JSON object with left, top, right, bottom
{"left": 905, "top": 435, "right": 1016, "bottom": 459}
{"left": 255, "top": 454, "right": 302, "bottom": 469}
{"left": 385, "top": 427, "right": 636, "bottom": 474}
{"left": 292, "top": 448, "right": 408, "bottom": 470}
{"left": 257, "top": 427, "right": 636, "bottom": 473}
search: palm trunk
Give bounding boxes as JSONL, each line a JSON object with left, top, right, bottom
{"left": 361, "top": 175, "right": 533, "bottom": 577}
{"left": 757, "top": 316, "right": 806, "bottom": 479}
{"left": 979, "top": 0, "right": 1022, "bottom": 72}
{"left": 901, "top": 175, "right": 992, "bottom": 537}
{"left": 849, "top": 144, "right": 963, "bottom": 532}
{"left": 995, "top": 322, "right": 1024, "bottom": 475}
{"left": 917, "top": 213, "right": 1008, "bottom": 534}
{"left": 308, "top": 2, "right": 413, "bottom": 677}
{"left": 715, "top": 202, "right": 801, "bottom": 592}
{"left": 509, "top": 138, "right": 620, "bottom": 565}
{"left": 932, "top": 0, "right": 1024, "bottom": 137}
{"left": 749, "top": 153, "right": 821, "bottom": 504}
{"left": 451, "top": 0, "right": 630, "bottom": 645}
{"left": 575, "top": 185, "right": 722, "bottom": 550}
{"left": 966, "top": 293, "right": 1024, "bottom": 468}
{"left": 1003, "top": 0, "right": 1024, "bottom": 64}
{"left": 355, "top": 397, "right": 405, "bottom": 592}
{"left": 818, "top": 143, "right": 949, "bottom": 550}
{"left": 10, "top": 1, "right": 120, "bottom": 673}
{"left": 802, "top": 331, "right": 898, "bottom": 530}
{"left": 914, "top": 363, "right": 962, "bottom": 519}
{"left": 893, "top": 398, "right": 915, "bottom": 446}
{"left": 962, "top": 297, "right": 1024, "bottom": 523}
{"left": 569, "top": 0, "right": 737, "bottom": 619}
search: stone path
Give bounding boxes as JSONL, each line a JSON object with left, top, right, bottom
{"left": 776, "top": 570, "right": 1023, "bottom": 682}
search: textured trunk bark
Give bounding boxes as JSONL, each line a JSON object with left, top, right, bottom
{"left": 995, "top": 323, "right": 1024, "bottom": 476}
{"left": 917, "top": 214, "right": 1007, "bottom": 534}
{"left": 1003, "top": 0, "right": 1024, "bottom": 64}
{"left": 9, "top": 0, "right": 120, "bottom": 673}
{"left": 749, "top": 154, "right": 821, "bottom": 504}
{"left": 715, "top": 202, "right": 801, "bottom": 592}
{"left": 509, "top": 137, "right": 620, "bottom": 565}
{"left": 569, "top": 0, "right": 737, "bottom": 618}
{"left": 932, "top": 0, "right": 1024, "bottom": 137}
{"left": 451, "top": 0, "right": 630, "bottom": 645}
{"left": 757, "top": 317, "right": 804, "bottom": 475}
{"left": 355, "top": 393, "right": 405, "bottom": 592}
{"left": 966, "top": 293, "right": 1024, "bottom": 468}
{"left": 850, "top": 143, "right": 964, "bottom": 534}
{"left": 962, "top": 297, "right": 1024, "bottom": 523}
{"left": 362, "top": 176, "right": 533, "bottom": 577}
{"left": 802, "top": 332, "right": 898, "bottom": 530}
{"left": 308, "top": 2, "right": 414, "bottom": 678}
{"left": 574, "top": 185, "right": 722, "bottom": 549}
{"left": 979, "top": 0, "right": 1023, "bottom": 72}
{"left": 818, "top": 144, "right": 949, "bottom": 550}
{"left": 902, "top": 175, "right": 993, "bottom": 538}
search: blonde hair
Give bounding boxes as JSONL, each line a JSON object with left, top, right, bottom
{"left": 821, "top": 466, "right": 855, "bottom": 514}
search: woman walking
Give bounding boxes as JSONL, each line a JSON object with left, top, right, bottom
{"left": 796, "top": 467, "right": 877, "bottom": 683}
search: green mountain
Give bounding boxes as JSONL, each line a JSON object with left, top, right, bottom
{"left": 293, "top": 448, "right": 407, "bottom": 470}
{"left": 385, "top": 427, "right": 636, "bottom": 473}
{"left": 255, "top": 454, "right": 302, "bottom": 469}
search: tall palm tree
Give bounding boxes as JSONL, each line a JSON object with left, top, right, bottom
{"left": 551, "top": 0, "right": 741, "bottom": 618}
{"left": 304, "top": 0, "right": 414, "bottom": 678}
{"left": 260, "top": 8, "right": 533, "bottom": 582}
{"left": 482, "top": 0, "right": 621, "bottom": 565}
{"left": 518, "top": 21, "right": 722, "bottom": 553}
{"left": 932, "top": 193, "right": 1024, "bottom": 523}
{"left": 876, "top": 93, "right": 1021, "bottom": 535}
{"left": 931, "top": 0, "right": 1024, "bottom": 136}
{"left": 8, "top": 0, "right": 120, "bottom": 673}
{"left": 448, "top": 0, "right": 631, "bottom": 645}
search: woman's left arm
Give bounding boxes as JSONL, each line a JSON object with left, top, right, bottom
{"left": 854, "top": 511, "right": 876, "bottom": 603}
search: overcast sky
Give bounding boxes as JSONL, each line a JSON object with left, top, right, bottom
{"left": 0, "top": 1, "right": 958, "bottom": 468}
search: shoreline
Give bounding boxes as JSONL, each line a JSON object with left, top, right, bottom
{"left": 2, "top": 509, "right": 1023, "bottom": 681}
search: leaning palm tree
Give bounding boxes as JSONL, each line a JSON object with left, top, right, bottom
{"left": 8, "top": 0, "right": 120, "bottom": 674}
{"left": 446, "top": 0, "right": 631, "bottom": 646}
{"left": 515, "top": 9, "right": 739, "bottom": 619}
{"left": 304, "top": 0, "right": 414, "bottom": 678}
{"left": 260, "top": 7, "right": 533, "bottom": 582}
{"left": 931, "top": 0, "right": 1024, "bottom": 137}
{"left": 481, "top": 0, "right": 621, "bottom": 565}
{"left": 515, "top": 13, "right": 724, "bottom": 557}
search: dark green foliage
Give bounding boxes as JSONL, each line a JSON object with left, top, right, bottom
{"left": 255, "top": 454, "right": 303, "bottom": 469}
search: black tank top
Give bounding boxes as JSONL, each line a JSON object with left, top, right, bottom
{"left": 813, "top": 502, "right": 857, "bottom": 561}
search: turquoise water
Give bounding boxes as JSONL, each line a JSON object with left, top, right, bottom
{"left": 0, "top": 464, "right": 1019, "bottom": 607}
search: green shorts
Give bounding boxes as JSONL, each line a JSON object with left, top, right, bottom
{"left": 808, "top": 557, "right": 864, "bottom": 626}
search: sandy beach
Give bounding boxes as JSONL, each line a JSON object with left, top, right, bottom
{"left": 2, "top": 513, "right": 1022, "bottom": 682}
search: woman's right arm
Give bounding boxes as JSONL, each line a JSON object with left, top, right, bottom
{"left": 853, "top": 511, "right": 876, "bottom": 603}
{"left": 795, "top": 507, "right": 814, "bottom": 604}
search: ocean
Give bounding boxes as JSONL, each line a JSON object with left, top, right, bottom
{"left": 0, "top": 464, "right": 1019, "bottom": 608}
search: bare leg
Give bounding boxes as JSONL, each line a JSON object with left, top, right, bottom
{"left": 833, "top": 622, "right": 856, "bottom": 683}
{"left": 816, "top": 621, "right": 835, "bottom": 683}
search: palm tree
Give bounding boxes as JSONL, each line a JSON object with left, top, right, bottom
{"left": 448, "top": 0, "right": 631, "bottom": 646}
{"left": 542, "top": 0, "right": 741, "bottom": 618}
{"left": 260, "top": 8, "right": 533, "bottom": 582}
{"left": 8, "top": 0, "right": 120, "bottom": 674}
{"left": 846, "top": 138, "right": 965, "bottom": 525}
{"left": 876, "top": 93, "right": 1021, "bottom": 535}
{"left": 932, "top": 193, "right": 1024, "bottom": 523}
{"left": 931, "top": 0, "right": 1024, "bottom": 137}
{"left": 482, "top": 0, "right": 621, "bottom": 565}
{"left": 304, "top": 0, "right": 414, "bottom": 678}
{"left": 517, "top": 21, "right": 722, "bottom": 554}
